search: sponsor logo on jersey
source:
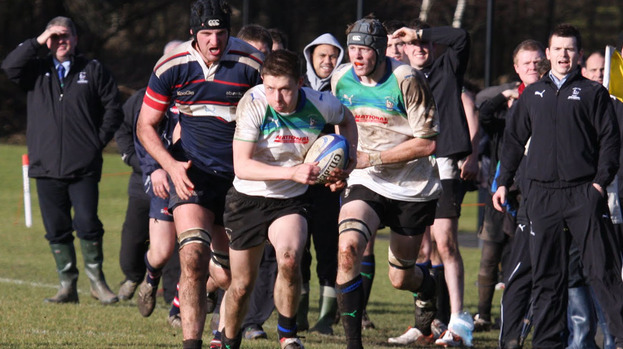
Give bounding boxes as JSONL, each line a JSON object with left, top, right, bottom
{"left": 177, "top": 90, "right": 195, "bottom": 96}
{"left": 342, "top": 94, "right": 354, "bottom": 105}
{"left": 534, "top": 90, "right": 545, "bottom": 98}
{"left": 226, "top": 91, "right": 243, "bottom": 99}
{"left": 355, "top": 114, "right": 389, "bottom": 124}
{"left": 274, "top": 135, "right": 310, "bottom": 144}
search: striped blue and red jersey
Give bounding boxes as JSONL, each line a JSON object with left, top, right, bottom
{"left": 144, "top": 37, "right": 263, "bottom": 176}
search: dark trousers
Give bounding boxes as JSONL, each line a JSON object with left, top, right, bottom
{"left": 526, "top": 182, "right": 623, "bottom": 349}
{"left": 119, "top": 191, "right": 150, "bottom": 282}
{"left": 301, "top": 185, "right": 339, "bottom": 287}
{"left": 36, "top": 176, "right": 103, "bottom": 243}
{"left": 500, "top": 218, "right": 533, "bottom": 348}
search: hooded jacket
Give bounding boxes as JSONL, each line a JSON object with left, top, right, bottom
{"left": 303, "top": 33, "right": 344, "bottom": 92}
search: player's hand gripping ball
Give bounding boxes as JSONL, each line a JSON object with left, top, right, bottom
{"left": 304, "top": 134, "right": 349, "bottom": 184}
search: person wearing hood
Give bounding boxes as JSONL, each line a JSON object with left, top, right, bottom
{"left": 303, "top": 33, "right": 344, "bottom": 92}
{"left": 296, "top": 33, "right": 345, "bottom": 335}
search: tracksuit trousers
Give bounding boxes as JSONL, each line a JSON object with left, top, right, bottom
{"left": 525, "top": 181, "right": 623, "bottom": 349}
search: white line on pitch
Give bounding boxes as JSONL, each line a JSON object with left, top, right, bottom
{"left": 0, "top": 277, "right": 87, "bottom": 293}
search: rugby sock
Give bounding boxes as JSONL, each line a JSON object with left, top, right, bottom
{"left": 432, "top": 264, "right": 450, "bottom": 324}
{"left": 337, "top": 275, "right": 364, "bottom": 349}
{"left": 416, "top": 264, "right": 436, "bottom": 301}
{"left": 277, "top": 313, "right": 298, "bottom": 340}
{"left": 220, "top": 330, "right": 241, "bottom": 349}
{"left": 169, "top": 284, "right": 180, "bottom": 317}
{"left": 182, "top": 339, "right": 202, "bottom": 349}
{"left": 412, "top": 260, "right": 433, "bottom": 297}
{"left": 144, "top": 253, "right": 162, "bottom": 287}
{"left": 360, "top": 254, "right": 375, "bottom": 308}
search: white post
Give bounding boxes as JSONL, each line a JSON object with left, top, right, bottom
{"left": 604, "top": 46, "right": 614, "bottom": 89}
{"left": 22, "top": 154, "right": 32, "bottom": 228}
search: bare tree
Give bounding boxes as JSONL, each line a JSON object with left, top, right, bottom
{"left": 420, "top": 0, "right": 434, "bottom": 22}
{"left": 452, "top": 0, "right": 467, "bottom": 28}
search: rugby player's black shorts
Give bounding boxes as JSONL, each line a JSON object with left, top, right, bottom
{"left": 168, "top": 165, "right": 232, "bottom": 227}
{"left": 434, "top": 179, "right": 466, "bottom": 219}
{"left": 224, "top": 188, "right": 310, "bottom": 250}
{"left": 340, "top": 184, "right": 437, "bottom": 236}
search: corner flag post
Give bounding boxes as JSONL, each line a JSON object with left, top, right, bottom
{"left": 22, "top": 154, "right": 32, "bottom": 228}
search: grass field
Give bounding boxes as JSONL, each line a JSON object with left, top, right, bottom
{"left": 0, "top": 144, "right": 507, "bottom": 348}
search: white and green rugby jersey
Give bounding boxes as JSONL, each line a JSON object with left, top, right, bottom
{"left": 331, "top": 59, "right": 441, "bottom": 202}
{"left": 233, "top": 84, "right": 345, "bottom": 198}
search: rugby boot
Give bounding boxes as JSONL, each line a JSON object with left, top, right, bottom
{"left": 137, "top": 278, "right": 158, "bottom": 317}
{"left": 44, "top": 242, "right": 79, "bottom": 303}
{"left": 80, "top": 238, "right": 119, "bottom": 305}
{"left": 117, "top": 279, "right": 138, "bottom": 301}
{"left": 280, "top": 337, "right": 305, "bottom": 349}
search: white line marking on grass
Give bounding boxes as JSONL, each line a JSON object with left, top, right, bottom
{"left": 0, "top": 277, "right": 87, "bottom": 294}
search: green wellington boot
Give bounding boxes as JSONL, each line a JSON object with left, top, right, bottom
{"left": 310, "top": 285, "right": 338, "bottom": 335}
{"left": 44, "top": 243, "right": 79, "bottom": 303}
{"left": 80, "top": 239, "right": 119, "bottom": 305}
{"left": 296, "top": 283, "right": 310, "bottom": 331}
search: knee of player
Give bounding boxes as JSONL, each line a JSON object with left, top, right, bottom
{"left": 388, "top": 271, "right": 409, "bottom": 290}
{"left": 435, "top": 241, "right": 459, "bottom": 259}
{"left": 228, "top": 280, "right": 254, "bottom": 301}
{"left": 388, "top": 246, "right": 416, "bottom": 290}
{"left": 276, "top": 249, "right": 301, "bottom": 277}
{"left": 209, "top": 265, "right": 231, "bottom": 290}
{"left": 180, "top": 249, "right": 210, "bottom": 278}
{"left": 149, "top": 245, "right": 175, "bottom": 265}
{"left": 337, "top": 243, "right": 359, "bottom": 272}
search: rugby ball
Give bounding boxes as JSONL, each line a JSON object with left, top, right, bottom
{"left": 304, "top": 134, "right": 350, "bottom": 184}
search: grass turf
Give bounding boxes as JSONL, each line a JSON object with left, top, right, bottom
{"left": 0, "top": 144, "right": 509, "bottom": 348}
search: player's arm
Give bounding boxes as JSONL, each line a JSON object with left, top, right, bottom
{"left": 493, "top": 96, "right": 532, "bottom": 212}
{"left": 327, "top": 107, "right": 358, "bottom": 191}
{"left": 460, "top": 90, "right": 479, "bottom": 181}
{"left": 332, "top": 107, "right": 358, "bottom": 174}
{"left": 232, "top": 139, "right": 319, "bottom": 184}
{"left": 136, "top": 103, "right": 193, "bottom": 200}
{"left": 357, "top": 137, "right": 436, "bottom": 169}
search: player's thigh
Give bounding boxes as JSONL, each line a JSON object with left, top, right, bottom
{"left": 173, "top": 203, "right": 215, "bottom": 234}
{"left": 268, "top": 213, "right": 308, "bottom": 263}
{"left": 229, "top": 244, "right": 265, "bottom": 288}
